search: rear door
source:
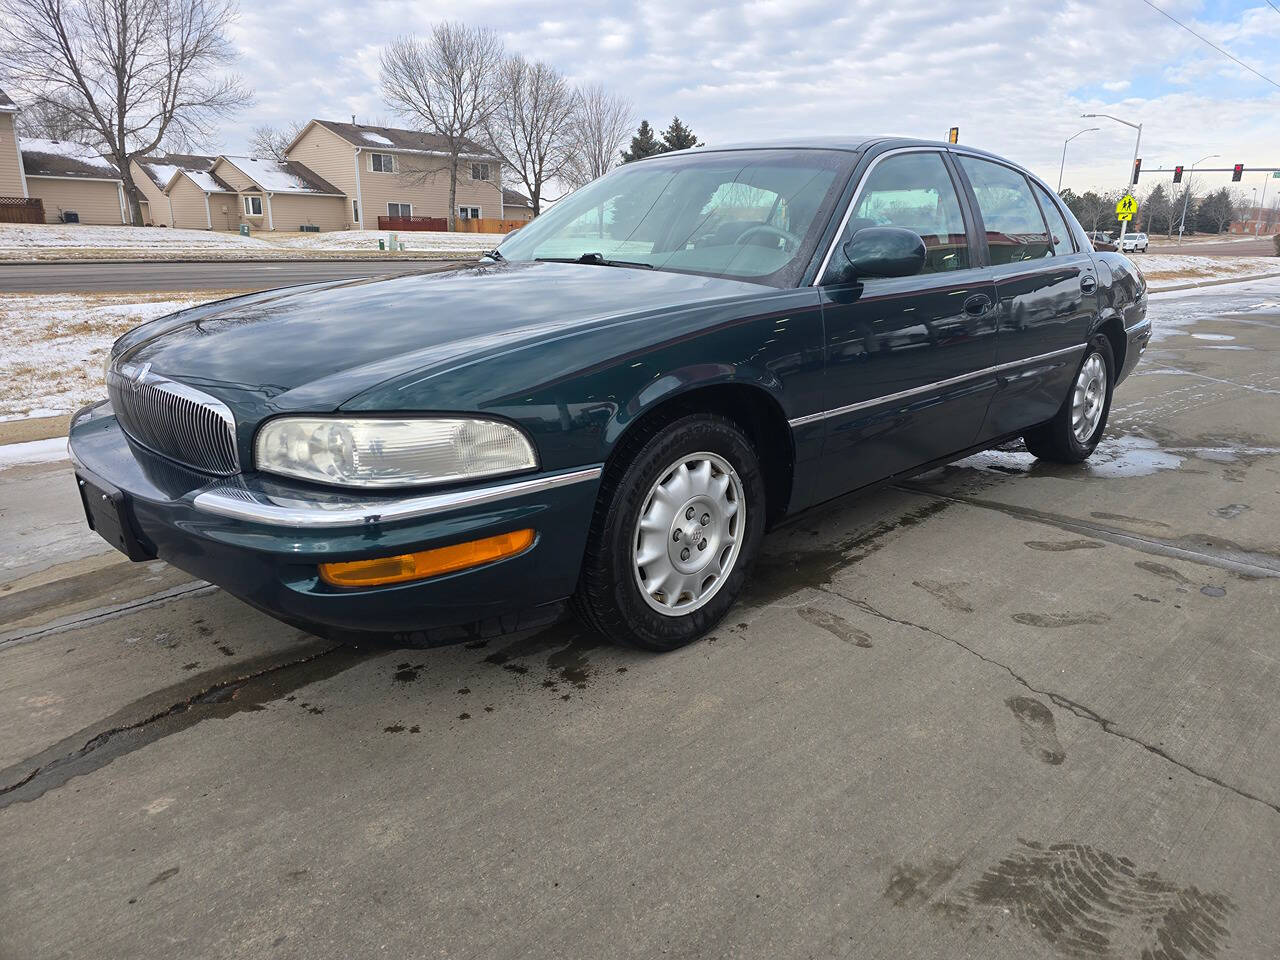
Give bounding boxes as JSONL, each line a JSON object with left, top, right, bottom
{"left": 953, "top": 154, "right": 1096, "bottom": 439}
{"left": 809, "top": 149, "right": 999, "bottom": 500}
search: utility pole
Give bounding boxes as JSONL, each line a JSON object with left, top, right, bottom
{"left": 1178, "top": 154, "right": 1219, "bottom": 245}
{"left": 1083, "top": 113, "right": 1142, "bottom": 242}
{"left": 1258, "top": 176, "right": 1271, "bottom": 238}
{"left": 1059, "top": 128, "right": 1099, "bottom": 192}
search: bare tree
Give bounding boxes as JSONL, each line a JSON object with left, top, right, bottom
{"left": 484, "top": 56, "right": 575, "bottom": 216}
{"left": 563, "top": 83, "right": 633, "bottom": 190}
{"left": 0, "top": 0, "right": 251, "bottom": 225}
{"left": 14, "top": 90, "right": 82, "bottom": 140}
{"left": 249, "top": 121, "right": 303, "bottom": 161}
{"left": 380, "top": 24, "right": 504, "bottom": 231}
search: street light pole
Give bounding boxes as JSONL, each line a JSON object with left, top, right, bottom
{"left": 1059, "top": 127, "right": 1100, "bottom": 193}
{"left": 1082, "top": 113, "right": 1142, "bottom": 242}
{"left": 1178, "top": 154, "right": 1219, "bottom": 245}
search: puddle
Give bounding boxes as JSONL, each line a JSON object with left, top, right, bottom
{"left": 953, "top": 435, "right": 1182, "bottom": 480}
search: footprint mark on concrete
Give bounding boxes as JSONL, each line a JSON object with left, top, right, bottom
{"left": 912, "top": 579, "right": 973, "bottom": 613}
{"left": 1012, "top": 612, "right": 1110, "bottom": 628}
{"left": 1024, "top": 539, "right": 1105, "bottom": 552}
{"left": 1005, "top": 697, "right": 1066, "bottom": 765}
{"left": 797, "top": 606, "right": 872, "bottom": 648}
{"left": 1135, "top": 560, "right": 1193, "bottom": 586}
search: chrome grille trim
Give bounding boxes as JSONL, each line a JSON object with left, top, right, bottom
{"left": 107, "top": 363, "right": 239, "bottom": 475}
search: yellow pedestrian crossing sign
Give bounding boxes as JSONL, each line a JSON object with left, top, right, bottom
{"left": 1116, "top": 194, "right": 1138, "bottom": 217}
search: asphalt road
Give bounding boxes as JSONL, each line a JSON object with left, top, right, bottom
{"left": 3, "top": 278, "right": 1280, "bottom": 958}
{"left": 0, "top": 258, "right": 465, "bottom": 292}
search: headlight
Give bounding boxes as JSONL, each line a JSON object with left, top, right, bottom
{"left": 254, "top": 417, "right": 538, "bottom": 488}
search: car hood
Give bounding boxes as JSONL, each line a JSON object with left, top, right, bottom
{"left": 116, "top": 261, "right": 765, "bottom": 411}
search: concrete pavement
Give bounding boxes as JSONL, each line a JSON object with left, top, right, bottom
{"left": 2, "top": 278, "right": 1279, "bottom": 958}
{"left": 0, "top": 258, "right": 466, "bottom": 293}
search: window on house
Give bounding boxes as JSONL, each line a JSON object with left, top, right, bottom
{"left": 458, "top": 206, "right": 481, "bottom": 219}
{"left": 243, "top": 195, "right": 263, "bottom": 217}
{"left": 370, "top": 153, "right": 395, "bottom": 173}
{"left": 388, "top": 202, "right": 412, "bottom": 218}
{"left": 351, "top": 199, "right": 360, "bottom": 223}
{"left": 471, "top": 162, "right": 491, "bottom": 181}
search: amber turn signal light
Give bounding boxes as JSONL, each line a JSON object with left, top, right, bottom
{"left": 319, "top": 529, "right": 535, "bottom": 588}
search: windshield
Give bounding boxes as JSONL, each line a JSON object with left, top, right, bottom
{"left": 496, "top": 149, "right": 854, "bottom": 286}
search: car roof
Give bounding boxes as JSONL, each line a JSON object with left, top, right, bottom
{"left": 655, "top": 136, "right": 1019, "bottom": 166}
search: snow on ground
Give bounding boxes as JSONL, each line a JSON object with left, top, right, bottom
{"left": 0, "top": 436, "right": 69, "bottom": 467}
{"left": 0, "top": 223, "right": 502, "bottom": 259}
{"left": 1134, "top": 253, "right": 1279, "bottom": 285}
{"left": 267, "top": 229, "right": 505, "bottom": 254}
{"left": 0, "top": 291, "right": 223, "bottom": 419}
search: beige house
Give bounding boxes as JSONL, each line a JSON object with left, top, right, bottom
{"left": 21, "top": 138, "right": 127, "bottom": 224}
{"left": 0, "top": 91, "right": 28, "bottom": 199}
{"left": 131, "top": 154, "right": 217, "bottom": 227}
{"left": 285, "top": 119, "right": 504, "bottom": 228}
{"left": 502, "top": 188, "right": 534, "bottom": 222}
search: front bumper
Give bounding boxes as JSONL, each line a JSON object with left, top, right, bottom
{"left": 68, "top": 402, "right": 602, "bottom": 638}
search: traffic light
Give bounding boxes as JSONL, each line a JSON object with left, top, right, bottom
{"left": 947, "top": 127, "right": 959, "bottom": 144}
{"left": 1173, "top": 165, "right": 1183, "bottom": 183}
{"left": 1232, "top": 163, "right": 1244, "bottom": 182}
{"left": 1131, "top": 157, "right": 1142, "bottom": 184}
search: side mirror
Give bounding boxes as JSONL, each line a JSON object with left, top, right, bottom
{"left": 838, "top": 226, "right": 927, "bottom": 281}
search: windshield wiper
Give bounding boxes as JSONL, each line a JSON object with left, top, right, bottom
{"left": 483, "top": 249, "right": 505, "bottom": 262}
{"left": 535, "top": 252, "right": 653, "bottom": 270}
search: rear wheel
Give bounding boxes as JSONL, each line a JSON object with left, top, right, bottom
{"left": 1023, "top": 334, "right": 1114, "bottom": 463}
{"left": 573, "top": 413, "right": 765, "bottom": 651}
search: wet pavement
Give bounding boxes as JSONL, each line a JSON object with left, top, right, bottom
{"left": 2, "top": 277, "right": 1279, "bottom": 959}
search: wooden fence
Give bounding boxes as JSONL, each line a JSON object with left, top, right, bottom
{"left": 375, "top": 214, "right": 527, "bottom": 235}
{"left": 453, "top": 217, "right": 526, "bottom": 234}
{"left": 377, "top": 215, "right": 447, "bottom": 232}
{"left": 0, "top": 197, "right": 45, "bottom": 224}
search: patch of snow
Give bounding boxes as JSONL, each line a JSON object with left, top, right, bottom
{"left": 184, "top": 170, "right": 232, "bottom": 193}
{"left": 0, "top": 292, "right": 215, "bottom": 419}
{"left": 361, "top": 132, "right": 396, "bottom": 147}
{"left": 0, "top": 436, "right": 69, "bottom": 468}
{"left": 222, "top": 156, "right": 332, "bottom": 194}
{"left": 144, "top": 162, "right": 185, "bottom": 188}
{"left": 20, "top": 138, "right": 117, "bottom": 173}
{"left": 0, "top": 223, "right": 272, "bottom": 251}
{"left": 1135, "top": 253, "right": 1280, "bottom": 284}
{"left": 267, "top": 229, "right": 505, "bottom": 253}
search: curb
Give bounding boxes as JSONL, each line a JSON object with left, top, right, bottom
{"left": 1148, "top": 270, "right": 1280, "bottom": 294}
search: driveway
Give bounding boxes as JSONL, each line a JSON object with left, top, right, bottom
{"left": 2, "top": 278, "right": 1279, "bottom": 959}
{"left": 0, "top": 259, "right": 466, "bottom": 293}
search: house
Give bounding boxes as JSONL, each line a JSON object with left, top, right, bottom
{"left": 131, "top": 154, "right": 217, "bottom": 226}
{"left": 21, "top": 138, "right": 127, "bottom": 224}
{"left": 502, "top": 188, "right": 534, "bottom": 222}
{"left": 284, "top": 119, "right": 504, "bottom": 228}
{"left": 0, "top": 90, "right": 28, "bottom": 200}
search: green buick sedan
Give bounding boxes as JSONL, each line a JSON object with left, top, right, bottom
{"left": 70, "top": 137, "right": 1149, "bottom": 650}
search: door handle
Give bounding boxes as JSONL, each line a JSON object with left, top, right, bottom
{"left": 1080, "top": 274, "right": 1098, "bottom": 293}
{"left": 963, "top": 294, "right": 992, "bottom": 316}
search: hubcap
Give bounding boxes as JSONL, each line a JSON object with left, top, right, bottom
{"left": 633, "top": 452, "right": 745, "bottom": 616}
{"left": 1072, "top": 352, "right": 1107, "bottom": 444}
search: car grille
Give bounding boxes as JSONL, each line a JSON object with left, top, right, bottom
{"left": 107, "top": 363, "right": 240, "bottom": 476}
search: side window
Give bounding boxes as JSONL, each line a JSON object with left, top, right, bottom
{"left": 1032, "top": 183, "right": 1074, "bottom": 256}
{"left": 957, "top": 156, "right": 1051, "bottom": 264}
{"left": 837, "top": 151, "right": 970, "bottom": 275}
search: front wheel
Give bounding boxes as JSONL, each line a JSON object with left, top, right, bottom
{"left": 573, "top": 413, "right": 766, "bottom": 651}
{"left": 1023, "top": 334, "right": 1115, "bottom": 463}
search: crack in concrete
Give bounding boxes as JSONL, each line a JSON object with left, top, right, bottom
{"left": 819, "top": 585, "right": 1280, "bottom": 819}
{"left": 0, "top": 581, "right": 215, "bottom": 649}
{"left": 0, "top": 642, "right": 371, "bottom": 809}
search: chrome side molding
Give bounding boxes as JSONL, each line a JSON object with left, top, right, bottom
{"left": 192, "top": 465, "right": 604, "bottom": 528}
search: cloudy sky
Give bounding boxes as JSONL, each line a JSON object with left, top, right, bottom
{"left": 223, "top": 0, "right": 1280, "bottom": 198}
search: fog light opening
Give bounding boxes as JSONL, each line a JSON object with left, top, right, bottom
{"left": 319, "top": 529, "right": 536, "bottom": 588}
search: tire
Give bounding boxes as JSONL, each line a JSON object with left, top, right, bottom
{"left": 1023, "top": 333, "right": 1115, "bottom": 463}
{"left": 572, "top": 413, "right": 766, "bottom": 651}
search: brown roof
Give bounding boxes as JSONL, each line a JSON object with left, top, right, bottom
{"left": 20, "top": 139, "right": 121, "bottom": 180}
{"left": 503, "top": 188, "right": 532, "bottom": 208}
{"left": 312, "top": 119, "right": 493, "bottom": 158}
{"left": 135, "top": 153, "right": 218, "bottom": 189}
{"left": 217, "top": 156, "right": 345, "bottom": 196}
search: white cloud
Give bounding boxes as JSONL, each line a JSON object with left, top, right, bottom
{"left": 214, "top": 0, "right": 1280, "bottom": 195}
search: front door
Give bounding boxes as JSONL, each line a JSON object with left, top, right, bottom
{"left": 812, "top": 150, "right": 999, "bottom": 500}
{"left": 953, "top": 155, "right": 1097, "bottom": 438}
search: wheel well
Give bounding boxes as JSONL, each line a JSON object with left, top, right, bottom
{"left": 1098, "top": 315, "right": 1126, "bottom": 372}
{"left": 609, "top": 384, "right": 795, "bottom": 527}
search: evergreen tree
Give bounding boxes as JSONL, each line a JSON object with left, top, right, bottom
{"left": 659, "top": 116, "right": 703, "bottom": 152}
{"left": 620, "top": 120, "right": 662, "bottom": 163}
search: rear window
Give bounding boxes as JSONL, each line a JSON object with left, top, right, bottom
{"left": 957, "top": 155, "right": 1051, "bottom": 264}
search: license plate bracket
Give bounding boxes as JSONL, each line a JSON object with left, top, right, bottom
{"left": 76, "top": 470, "right": 155, "bottom": 561}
